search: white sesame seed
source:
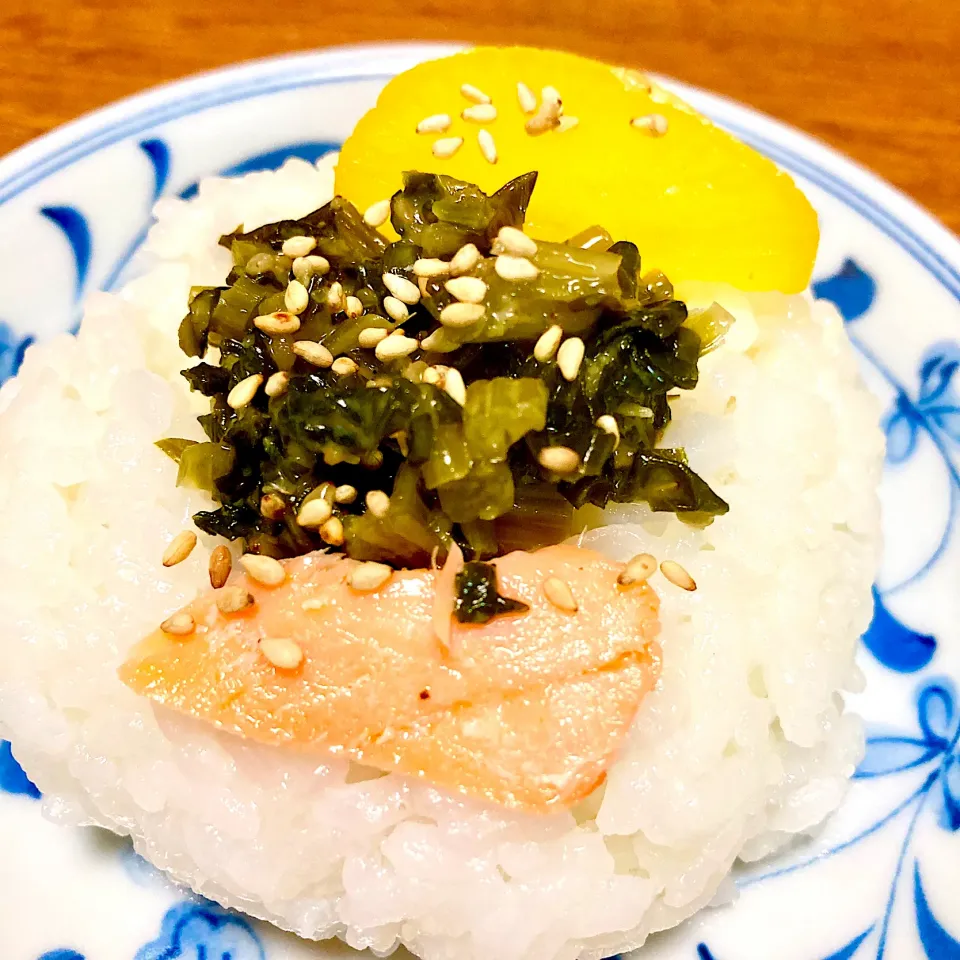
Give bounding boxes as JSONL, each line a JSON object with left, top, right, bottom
{"left": 320, "top": 515, "right": 345, "bottom": 546}
{"left": 495, "top": 255, "right": 539, "bottom": 280}
{"left": 542, "top": 85, "right": 562, "bottom": 106}
{"left": 382, "top": 296, "right": 409, "bottom": 323}
{"left": 440, "top": 302, "right": 486, "bottom": 328}
{"left": 462, "top": 103, "right": 497, "bottom": 123}
{"left": 162, "top": 530, "right": 197, "bottom": 567}
{"left": 660, "top": 560, "right": 696, "bottom": 591}
{"left": 525, "top": 114, "right": 561, "bottom": 136}
{"left": 538, "top": 446, "right": 580, "bottom": 473}
{"left": 596, "top": 414, "right": 620, "bottom": 449}
{"left": 293, "top": 341, "right": 334, "bottom": 368}
{"left": 477, "top": 129, "right": 498, "bottom": 165}
{"left": 259, "top": 636, "right": 304, "bottom": 670}
{"left": 432, "top": 137, "right": 464, "bottom": 159}
{"left": 348, "top": 561, "right": 393, "bottom": 592}
{"left": 208, "top": 545, "right": 232, "bottom": 588}
{"left": 292, "top": 254, "right": 330, "bottom": 284}
{"left": 344, "top": 295, "right": 364, "bottom": 319}
{"left": 326, "top": 281, "right": 345, "bottom": 312}
{"left": 297, "top": 498, "right": 332, "bottom": 527}
{"left": 444, "top": 276, "right": 487, "bottom": 303}
{"left": 331, "top": 356, "right": 358, "bottom": 377}
{"left": 443, "top": 367, "right": 466, "bottom": 406}
{"left": 517, "top": 81, "right": 537, "bottom": 114}
{"left": 216, "top": 586, "right": 255, "bottom": 615}
{"left": 239, "top": 553, "right": 286, "bottom": 587}
{"left": 375, "top": 335, "right": 419, "bottom": 361}
{"left": 227, "top": 373, "right": 263, "bottom": 410}
{"left": 422, "top": 365, "right": 442, "bottom": 386}
{"left": 260, "top": 493, "right": 286, "bottom": 520}
{"left": 365, "top": 490, "right": 390, "bottom": 518}
{"left": 460, "top": 83, "right": 491, "bottom": 104}
{"left": 382, "top": 272, "right": 421, "bottom": 305}
{"left": 618, "top": 553, "right": 657, "bottom": 586}
{"left": 534, "top": 324, "right": 563, "bottom": 362}
{"left": 363, "top": 199, "right": 391, "bottom": 227}
{"left": 543, "top": 576, "right": 578, "bottom": 613}
{"left": 449, "top": 243, "right": 481, "bottom": 276}
{"left": 416, "top": 113, "right": 452, "bottom": 134}
{"left": 631, "top": 113, "right": 669, "bottom": 136}
{"left": 319, "top": 481, "right": 339, "bottom": 504}
{"left": 284, "top": 279, "right": 309, "bottom": 315}
{"left": 525, "top": 96, "right": 562, "bottom": 136}
{"left": 245, "top": 252, "right": 274, "bottom": 275}
{"left": 254, "top": 311, "right": 301, "bottom": 336}
{"left": 161, "top": 612, "right": 196, "bottom": 637}
{"left": 301, "top": 596, "right": 331, "bottom": 612}
{"left": 496, "top": 226, "right": 538, "bottom": 257}
{"left": 557, "top": 337, "right": 585, "bottom": 381}
{"left": 291, "top": 257, "right": 310, "bottom": 284}
{"left": 557, "top": 116, "right": 580, "bottom": 133}
{"left": 420, "top": 330, "right": 444, "bottom": 352}
{"left": 265, "top": 371, "right": 289, "bottom": 397}
{"left": 334, "top": 484, "right": 357, "bottom": 504}
{"left": 413, "top": 258, "right": 452, "bottom": 278}
{"left": 281, "top": 235, "right": 316, "bottom": 258}
{"left": 358, "top": 327, "right": 390, "bottom": 348}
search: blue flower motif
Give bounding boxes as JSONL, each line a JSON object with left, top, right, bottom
{"left": 812, "top": 258, "right": 878, "bottom": 323}
{"left": 861, "top": 587, "right": 937, "bottom": 674}
{"left": 843, "top": 333, "right": 960, "bottom": 600}
{"left": 0, "top": 320, "right": 34, "bottom": 384}
{"left": 696, "top": 929, "right": 873, "bottom": 960}
{"left": 135, "top": 900, "right": 265, "bottom": 960}
{"left": 856, "top": 680, "right": 960, "bottom": 832}
{"left": 0, "top": 739, "right": 40, "bottom": 799}
{"left": 914, "top": 862, "right": 960, "bottom": 958}
{"left": 731, "top": 680, "right": 958, "bottom": 959}
{"left": 816, "top": 257, "right": 959, "bottom": 600}
{"left": 37, "top": 952, "right": 86, "bottom": 960}
{"left": 40, "top": 205, "right": 92, "bottom": 306}
{"left": 884, "top": 341, "right": 960, "bottom": 466}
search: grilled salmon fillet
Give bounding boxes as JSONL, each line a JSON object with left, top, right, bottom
{"left": 120, "top": 544, "right": 661, "bottom": 812}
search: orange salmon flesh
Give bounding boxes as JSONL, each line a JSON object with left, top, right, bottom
{"left": 120, "top": 545, "right": 661, "bottom": 812}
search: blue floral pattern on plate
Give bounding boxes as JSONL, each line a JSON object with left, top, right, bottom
{"left": 0, "top": 740, "right": 39, "bottom": 799}
{"left": 0, "top": 46, "right": 958, "bottom": 960}
{"left": 135, "top": 901, "right": 265, "bottom": 960}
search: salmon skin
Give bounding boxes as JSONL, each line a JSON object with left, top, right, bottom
{"left": 120, "top": 544, "right": 661, "bottom": 812}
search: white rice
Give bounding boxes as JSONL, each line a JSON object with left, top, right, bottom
{"left": 0, "top": 155, "right": 883, "bottom": 960}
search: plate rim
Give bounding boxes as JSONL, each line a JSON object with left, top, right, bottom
{"left": 0, "top": 40, "right": 956, "bottom": 301}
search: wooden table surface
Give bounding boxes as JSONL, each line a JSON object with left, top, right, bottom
{"left": 1, "top": 0, "right": 958, "bottom": 232}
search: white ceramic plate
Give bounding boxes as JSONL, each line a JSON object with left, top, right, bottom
{"left": 1, "top": 42, "right": 958, "bottom": 960}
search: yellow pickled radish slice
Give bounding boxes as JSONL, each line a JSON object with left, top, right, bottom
{"left": 335, "top": 46, "right": 818, "bottom": 293}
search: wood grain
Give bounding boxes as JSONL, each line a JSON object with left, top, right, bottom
{"left": 1, "top": 0, "right": 958, "bottom": 231}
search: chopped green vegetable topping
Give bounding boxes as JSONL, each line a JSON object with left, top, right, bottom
{"left": 163, "top": 171, "right": 727, "bottom": 566}
{"left": 155, "top": 437, "right": 198, "bottom": 463}
{"left": 462, "top": 378, "right": 547, "bottom": 460}
{"left": 454, "top": 561, "right": 530, "bottom": 624}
